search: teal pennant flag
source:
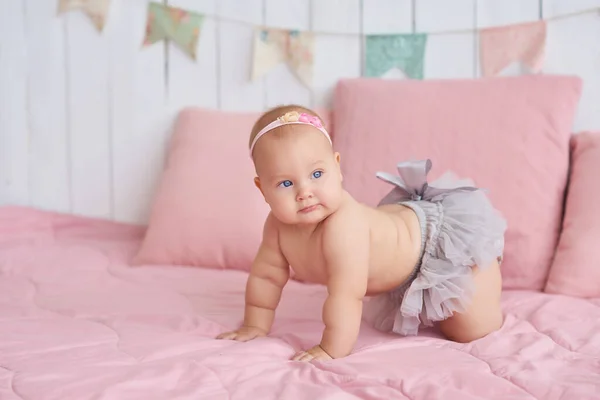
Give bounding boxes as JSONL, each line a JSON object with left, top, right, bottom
{"left": 365, "top": 34, "right": 428, "bottom": 79}
{"left": 143, "top": 2, "right": 205, "bottom": 60}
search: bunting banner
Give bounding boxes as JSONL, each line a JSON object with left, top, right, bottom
{"left": 57, "top": 0, "right": 111, "bottom": 31}
{"left": 54, "top": 3, "right": 599, "bottom": 85}
{"left": 142, "top": 2, "right": 205, "bottom": 60}
{"left": 251, "top": 28, "right": 315, "bottom": 87}
{"left": 479, "top": 20, "right": 547, "bottom": 77}
{"left": 365, "top": 34, "right": 428, "bottom": 79}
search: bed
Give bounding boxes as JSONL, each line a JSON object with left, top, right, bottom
{"left": 4, "top": 74, "right": 600, "bottom": 399}
{"left": 1, "top": 206, "right": 599, "bottom": 399}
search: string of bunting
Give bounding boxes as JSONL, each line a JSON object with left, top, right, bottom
{"left": 58, "top": 0, "right": 600, "bottom": 85}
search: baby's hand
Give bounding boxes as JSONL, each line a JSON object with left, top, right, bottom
{"left": 292, "top": 345, "right": 333, "bottom": 362}
{"left": 216, "top": 326, "right": 267, "bottom": 342}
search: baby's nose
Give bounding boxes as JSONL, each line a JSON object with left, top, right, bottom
{"left": 296, "top": 188, "right": 314, "bottom": 201}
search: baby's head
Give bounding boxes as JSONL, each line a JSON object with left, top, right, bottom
{"left": 249, "top": 105, "right": 343, "bottom": 225}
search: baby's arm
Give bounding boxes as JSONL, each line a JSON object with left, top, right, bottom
{"left": 319, "top": 214, "right": 369, "bottom": 358}
{"left": 244, "top": 212, "right": 290, "bottom": 332}
{"left": 217, "top": 213, "right": 289, "bottom": 340}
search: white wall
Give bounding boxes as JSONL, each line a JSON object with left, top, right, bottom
{"left": 1, "top": 0, "right": 599, "bottom": 224}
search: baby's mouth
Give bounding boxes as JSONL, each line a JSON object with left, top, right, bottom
{"left": 298, "top": 204, "right": 320, "bottom": 213}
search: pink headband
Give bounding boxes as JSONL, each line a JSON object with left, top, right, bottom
{"left": 249, "top": 111, "right": 332, "bottom": 156}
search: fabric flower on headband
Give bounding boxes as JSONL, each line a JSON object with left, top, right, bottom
{"left": 298, "top": 113, "right": 322, "bottom": 129}
{"left": 278, "top": 111, "right": 300, "bottom": 123}
{"left": 278, "top": 111, "right": 323, "bottom": 129}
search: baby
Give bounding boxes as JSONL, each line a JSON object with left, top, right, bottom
{"left": 217, "top": 104, "right": 506, "bottom": 362}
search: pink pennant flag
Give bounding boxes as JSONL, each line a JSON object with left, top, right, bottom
{"left": 479, "top": 20, "right": 547, "bottom": 77}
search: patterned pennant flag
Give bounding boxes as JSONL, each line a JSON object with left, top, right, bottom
{"left": 365, "top": 34, "right": 428, "bottom": 79}
{"left": 58, "top": 0, "right": 111, "bottom": 31}
{"left": 479, "top": 20, "right": 546, "bottom": 77}
{"left": 251, "top": 28, "right": 315, "bottom": 87}
{"left": 143, "top": 2, "right": 205, "bottom": 60}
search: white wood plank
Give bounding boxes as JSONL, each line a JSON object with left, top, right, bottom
{"left": 264, "top": 0, "right": 311, "bottom": 108}
{"left": 110, "top": 0, "right": 170, "bottom": 224}
{"left": 543, "top": 0, "right": 600, "bottom": 17}
{"left": 363, "top": 0, "right": 412, "bottom": 34}
{"left": 312, "top": 0, "right": 361, "bottom": 107}
{"left": 477, "top": 0, "right": 540, "bottom": 28}
{"left": 64, "top": 10, "right": 111, "bottom": 219}
{"left": 312, "top": 0, "right": 361, "bottom": 34}
{"left": 264, "top": 0, "right": 309, "bottom": 29}
{"left": 417, "top": 0, "right": 476, "bottom": 79}
{"left": 0, "top": 0, "right": 29, "bottom": 206}
{"left": 475, "top": 0, "right": 541, "bottom": 77}
{"left": 415, "top": 0, "right": 474, "bottom": 32}
{"left": 167, "top": 0, "right": 218, "bottom": 113}
{"left": 25, "top": 0, "right": 70, "bottom": 213}
{"left": 423, "top": 33, "right": 476, "bottom": 79}
{"left": 543, "top": 11, "right": 600, "bottom": 131}
{"left": 218, "top": 0, "right": 265, "bottom": 111}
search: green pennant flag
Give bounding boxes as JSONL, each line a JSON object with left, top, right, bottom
{"left": 143, "top": 2, "right": 205, "bottom": 60}
{"left": 365, "top": 34, "right": 428, "bottom": 79}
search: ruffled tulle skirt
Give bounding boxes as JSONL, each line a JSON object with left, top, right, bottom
{"left": 363, "top": 170, "right": 507, "bottom": 336}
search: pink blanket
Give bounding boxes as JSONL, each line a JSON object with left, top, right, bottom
{"left": 0, "top": 206, "right": 599, "bottom": 399}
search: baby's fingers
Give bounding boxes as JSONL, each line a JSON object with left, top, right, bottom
{"left": 216, "top": 331, "right": 238, "bottom": 340}
{"left": 232, "top": 331, "right": 258, "bottom": 342}
{"left": 216, "top": 331, "right": 257, "bottom": 341}
{"left": 292, "top": 351, "right": 313, "bottom": 362}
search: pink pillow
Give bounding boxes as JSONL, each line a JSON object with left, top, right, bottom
{"left": 133, "top": 107, "right": 331, "bottom": 272}
{"left": 332, "top": 75, "right": 582, "bottom": 290}
{"left": 133, "top": 108, "right": 268, "bottom": 270}
{"left": 545, "top": 132, "right": 600, "bottom": 298}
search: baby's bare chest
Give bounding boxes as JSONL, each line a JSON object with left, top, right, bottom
{"left": 277, "top": 207, "right": 422, "bottom": 291}
{"left": 279, "top": 232, "right": 328, "bottom": 283}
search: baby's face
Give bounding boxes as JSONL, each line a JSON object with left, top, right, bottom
{"left": 253, "top": 124, "right": 343, "bottom": 225}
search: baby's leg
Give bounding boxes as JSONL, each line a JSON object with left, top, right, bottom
{"left": 438, "top": 259, "right": 503, "bottom": 343}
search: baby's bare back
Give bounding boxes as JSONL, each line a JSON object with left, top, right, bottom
{"left": 278, "top": 195, "right": 422, "bottom": 296}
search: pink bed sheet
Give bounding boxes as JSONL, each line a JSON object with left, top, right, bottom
{"left": 0, "top": 206, "right": 599, "bottom": 400}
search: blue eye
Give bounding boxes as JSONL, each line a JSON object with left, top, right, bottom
{"left": 278, "top": 180, "right": 293, "bottom": 188}
{"left": 312, "top": 170, "right": 323, "bottom": 179}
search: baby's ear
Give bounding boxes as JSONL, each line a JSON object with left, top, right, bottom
{"left": 334, "top": 152, "right": 343, "bottom": 182}
{"left": 254, "top": 177, "right": 265, "bottom": 196}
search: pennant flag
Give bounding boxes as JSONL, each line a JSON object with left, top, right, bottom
{"left": 58, "top": 0, "right": 111, "bottom": 31}
{"left": 251, "top": 28, "right": 315, "bottom": 87}
{"left": 143, "top": 2, "right": 205, "bottom": 60}
{"left": 365, "top": 34, "right": 428, "bottom": 79}
{"left": 479, "top": 20, "right": 546, "bottom": 77}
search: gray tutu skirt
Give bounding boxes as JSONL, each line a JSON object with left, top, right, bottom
{"left": 363, "top": 159, "right": 507, "bottom": 336}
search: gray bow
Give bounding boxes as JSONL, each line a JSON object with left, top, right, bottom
{"left": 376, "top": 159, "right": 478, "bottom": 205}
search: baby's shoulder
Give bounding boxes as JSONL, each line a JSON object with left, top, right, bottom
{"left": 322, "top": 202, "right": 370, "bottom": 236}
{"left": 261, "top": 211, "right": 283, "bottom": 241}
